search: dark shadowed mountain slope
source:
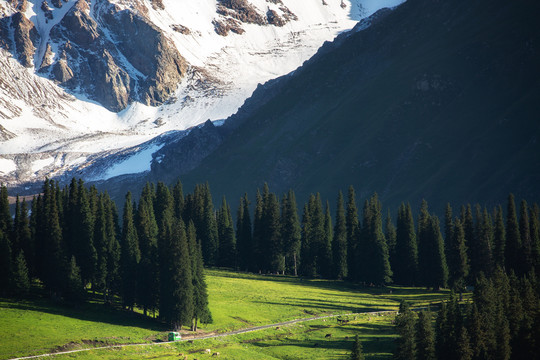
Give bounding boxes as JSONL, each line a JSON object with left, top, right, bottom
{"left": 153, "top": 0, "right": 540, "bottom": 214}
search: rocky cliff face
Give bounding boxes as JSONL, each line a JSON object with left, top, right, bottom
{"left": 0, "top": 0, "right": 187, "bottom": 112}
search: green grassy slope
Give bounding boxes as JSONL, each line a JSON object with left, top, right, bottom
{"left": 0, "top": 270, "right": 449, "bottom": 359}
{"left": 177, "top": 0, "right": 540, "bottom": 215}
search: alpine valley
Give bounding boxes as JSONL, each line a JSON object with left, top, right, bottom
{"left": 1, "top": 0, "right": 539, "bottom": 214}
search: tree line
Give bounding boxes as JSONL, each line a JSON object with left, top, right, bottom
{"left": 393, "top": 267, "right": 540, "bottom": 360}
{"left": 1, "top": 179, "right": 539, "bottom": 325}
{"left": 204, "top": 183, "right": 539, "bottom": 292}
{"left": 0, "top": 179, "right": 211, "bottom": 331}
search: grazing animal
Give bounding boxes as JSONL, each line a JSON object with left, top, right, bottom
{"left": 325, "top": 334, "right": 332, "bottom": 338}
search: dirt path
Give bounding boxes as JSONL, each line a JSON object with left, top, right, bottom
{"left": 9, "top": 310, "right": 396, "bottom": 360}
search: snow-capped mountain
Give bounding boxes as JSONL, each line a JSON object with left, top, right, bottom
{"left": 0, "top": 0, "right": 404, "bottom": 187}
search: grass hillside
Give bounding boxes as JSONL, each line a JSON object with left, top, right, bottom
{"left": 0, "top": 269, "right": 450, "bottom": 359}
{"left": 173, "top": 0, "right": 540, "bottom": 215}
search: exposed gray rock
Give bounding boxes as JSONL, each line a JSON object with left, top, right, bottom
{"left": 99, "top": 2, "right": 187, "bottom": 106}
{"left": 41, "top": 0, "right": 186, "bottom": 112}
{"left": 12, "top": 12, "right": 39, "bottom": 68}
{"left": 51, "top": 0, "right": 63, "bottom": 9}
{"left": 52, "top": 59, "right": 73, "bottom": 82}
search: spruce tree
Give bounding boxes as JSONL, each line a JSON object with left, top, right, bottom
{"left": 120, "top": 192, "right": 140, "bottom": 311}
{"left": 300, "top": 201, "right": 316, "bottom": 277}
{"left": 167, "top": 220, "right": 194, "bottom": 331}
{"left": 75, "top": 181, "right": 97, "bottom": 287}
{"left": 350, "top": 334, "right": 365, "bottom": 360}
{"left": 93, "top": 195, "right": 109, "bottom": 293}
{"left": 236, "top": 194, "right": 252, "bottom": 272}
{"left": 320, "top": 201, "right": 333, "bottom": 279}
{"left": 200, "top": 183, "right": 219, "bottom": 266}
{"left": 361, "top": 193, "right": 392, "bottom": 284}
{"left": 417, "top": 200, "right": 431, "bottom": 286}
{"left": 386, "top": 209, "right": 397, "bottom": 267}
{"left": 172, "top": 180, "right": 184, "bottom": 221}
{"left": 187, "top": 220, "right": 212, "bottom": 330}
{"left": 447, "top": 219, "right": 469, "bottom": 290}
{"left": 0, "top": 228, "right": 12, "bottom": 294}
{"left": 0, "top": 185, "right": 12, "bottom": 237}
{"left": 519, "top": 200, "right": 533, "bottom": 275}
{"left": 217, "top": 196, "right": 236, "bottom": 268}
{"left": 346, "top": 186, "right": 360, "bottom": 281}
{"left": 12, "top": 250, "right": 30, "bottom": 297}
{"left": 394, "top": 203, "right": 418, "bottom": 286}
{"left": 471, "top": 208, "right": 493, "bottom": 278}
{"left": 41, "top": 179, "right": 66, "bottom": 294}
{"left": 65, "top": 255, "right": 84, "bottom": 303}
{"left": 14, "top": 198, "right": 32, "bottom": 277}
{"left": 492, "top": 206, "right": 506, "bottom": 270}
{"left": 136, "top": 184, "right": 159, "bottom": 316}
{"left": 157, "top": 184, "right": 175, "bottom": 319}
{"left": 332, "top": 191, "right": 348, "bottom": 279}
{"left": 252, "top": 189, "right": 264, "bottom": 273}
{"left": 263, "top": 190, "right": 283, "bottom": 273}
{"left": 456, "top": 326, "right": 473, "bottom": 360}
{"left": 281, "top": 190, "right": 301, "bottom": 276}
{"left": 420, "top": 215, "right": 448, "bottom": 290}
{"left": 505, "top": 194, "right": 521, "bottom": 274}
{"left": 416, "top": 311, "right": 435, "bottom": 360}
{"left": 394, "top": 301, "right": 416, "bottom": 360}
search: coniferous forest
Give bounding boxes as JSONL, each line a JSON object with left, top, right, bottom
{"left": 1, "top": 179, "right": 539, "bottom": 353}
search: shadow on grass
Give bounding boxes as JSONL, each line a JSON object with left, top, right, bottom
{"left": 0, "top": 296, "right": 167, "bottom": 332}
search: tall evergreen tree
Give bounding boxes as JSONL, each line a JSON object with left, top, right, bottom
{"left": 120, "top": 192, "right": 140, "bottom": 311}
{"left": 217, "top": 196, "right": 236, "bottom": 268}
{"left": 187, "top": 220, "right": 212, "bottom": 330}
{"left": 416, "top": 311, "right": 435, "bottom": 360}
{"left": 252, "top": 189, "right": 264, "bottom": 273}
{"left": 136, "top": 184, "right": 159, "bottom": 316}
{"left": 470, "top": 208, "right": 493, "bottom": 278}
{"left": 13, "top": 198, "right": 32, "bottom": 277}
{"left": 419, "top": 210, "right": 448, "bottom": 290}
{"left": 386, "top": 209, "right": 397, "bottom": 267}
{"left": 530, "top": 203, "right": 540, "bottom": 276}
{"left": 41, "top": 180, "right": 66, "bottom": 294}
{"left": 417, "top": 200, "right": 431, "bottom": 286}
{"left": 394, "top": 203, "right": 418, "bottom": 285}
{"left": 332, "top": 191, "right": 348, "bottom": 279}
{"left": 172, "top": 180, "right": 184, "bottom": 221}
{"left": 262, "top": 189, "right": 284, "bottom": 273}
{"left": 350, "top": 334, "right": 365, "bottom": 360}
{"left": 320, "top": 201, "right": 333, "bottom": 279}
{"left": 236, "top": 194, "right": 252, "bottom": 272}
{"left": 200, "top": 183, "right": 219, "bottom": 266}
{"left": 492, "top": 206, "right": 506, "bottom": 270}
{"left": 346, "top": 186, "right": 360, "bottom": 281}
{"left": 75, "top": 180, "right": 97, "bottom": 287}
{"left": 446, "top": 219, "right": 469, "bottom": 290}
{"left": 505, "top": 194, "right": 521, "bottom": 274}
{"left": 0, "top": 185, "right": 12, "bottom": 237}
{"left": 12, "top": 250, "right": 30, "bottom": 297}
{"left": 64, "top": 255, "right": 84, "bottom": 302}
{"left": 281, "top": 190, "right": 301, "bottom": 276}
{"left": 360, "top": 193, "right": 392, "bottom": 284}
{"left": 519, "top": 200, "right": 533, "bottom": 275}
{"left": 166, "top": 220, "right": 194, "bottom": 331}
{"left": 394, "top": 301, "right": 416, "bottom": 360}
{"left": 0, "top": 228, "right": 12, "bottom": 294}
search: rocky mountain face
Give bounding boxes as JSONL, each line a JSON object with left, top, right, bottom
{"left": 1, "top": 0, "right": 187, "bottom": 111}
{"left": 147, "top": 0, "right": 540, "bottom": 214}
{"left": 1, "top": 0, "right": 376, "bottom": 187}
